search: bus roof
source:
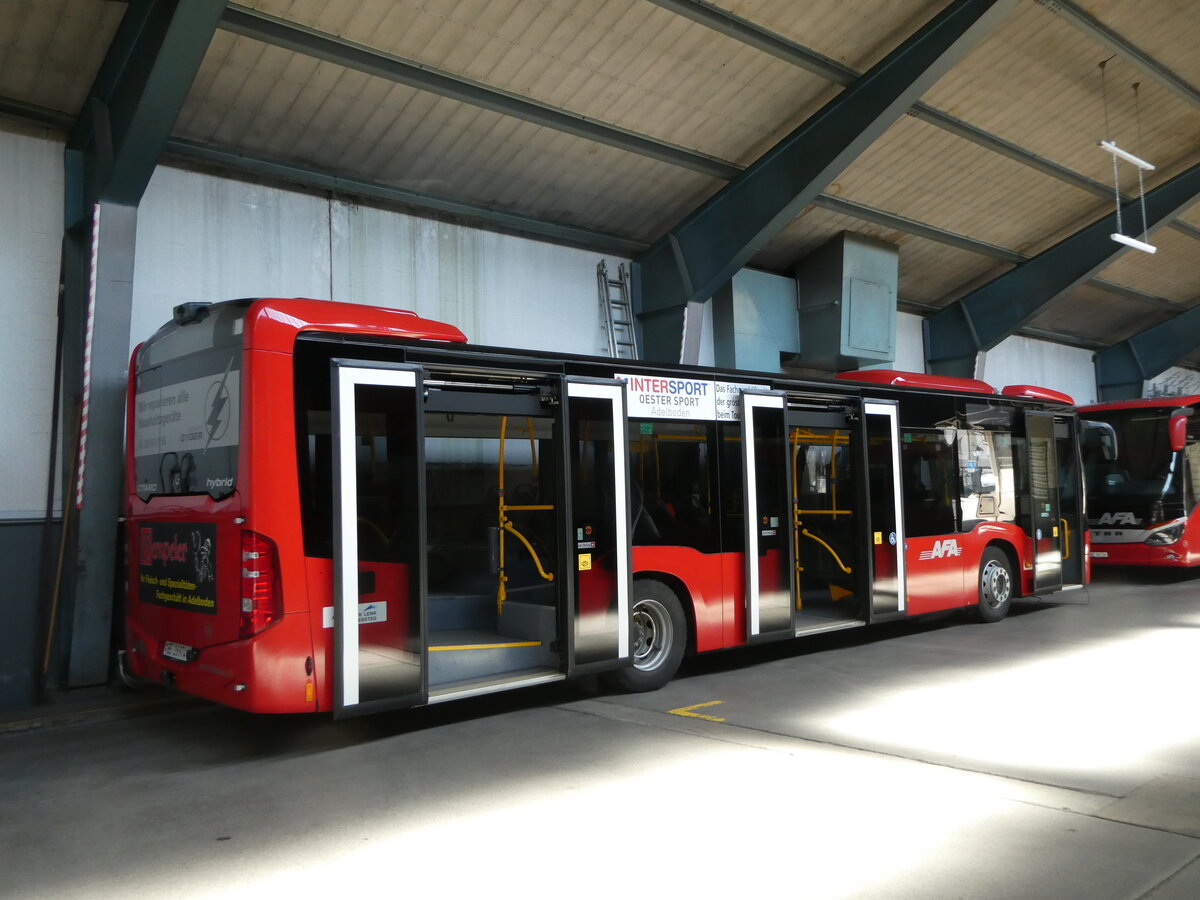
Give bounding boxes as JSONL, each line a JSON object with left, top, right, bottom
{"left": 1079, "top": 396, "right": 1200, "bottom": 414}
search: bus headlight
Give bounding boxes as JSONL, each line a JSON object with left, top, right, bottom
{"left": 1145, "top": 521, "right": 1185, "bottom": 545}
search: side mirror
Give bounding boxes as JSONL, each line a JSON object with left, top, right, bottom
{"left": 1169, "top": 413, "right": 1189, "bottom": 453}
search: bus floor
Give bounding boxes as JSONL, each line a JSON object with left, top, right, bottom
{"left": 4, "top": 568, "right": 1200, "bottom": 898}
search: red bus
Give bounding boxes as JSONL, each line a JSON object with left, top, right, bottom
{"left": 122, "top": 298, "right": 1088, "bottom": 716}
{"left": 1079, "top": 397, "right": 1200, "bottom": 567}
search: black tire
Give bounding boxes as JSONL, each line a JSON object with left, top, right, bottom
{"left": 976, "top": 547, "right": 1014, "bottom": 623}
{"left": 605, "top": 580, "right": 687, "bottom": 692}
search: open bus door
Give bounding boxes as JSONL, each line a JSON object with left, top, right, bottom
{"left": 331, "top": 361, "right": 427, "bottom": 717}
{"left": 786, "top": 400, "right": 865, "bottom": 635}
{"left": 742, "top": 391, "right": 795, "bottom": 641}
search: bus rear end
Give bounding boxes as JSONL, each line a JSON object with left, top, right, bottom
{"left": 1081, "top": 398, "right": 1200, "bottom": 567}
{"left": 123, "top": 300, "right": 310, "bottom": 712}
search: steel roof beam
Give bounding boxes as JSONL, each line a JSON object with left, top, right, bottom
{"left": 1095, "top": 305, "right": 1200, "bottom": 401}
{"left": 66, "top": 0, "right": 224, "bottom": 225}
{"left": 925, "top": 161, "right": 1200, "bottom": 377}
{"left": 632, "top": 0, "right": 1019, "bottom": 361}
{"left": 55, "top": 0, "right": 224, "bottom": 689}
{"left": 647, "top": 0, "right": 1200, "bottom": 245}
{"left": 219, "top": 4, "right": 738, "bottom": 181}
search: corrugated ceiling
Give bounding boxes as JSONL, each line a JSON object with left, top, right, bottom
{"left": 1, "top": 0, "right": 1197, "bottom": 361}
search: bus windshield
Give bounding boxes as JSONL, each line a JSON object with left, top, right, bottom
{"left": 131, "top": 303, "right": 246, "bottom": 501}
{"left": 1084, "top": 409, "right": 1184, "bottom": 518}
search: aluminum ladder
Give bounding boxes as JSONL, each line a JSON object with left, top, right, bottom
{"left": 596, "top": 259, "right": 638, "bottom": 359}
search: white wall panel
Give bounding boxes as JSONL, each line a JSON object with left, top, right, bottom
{"left": 131, "top": 166, "right": 334, "bottom": 349}
{"left": 0, "top": 124, "right": 63, "bottom": 517}
{"left": 330, "top": 200, "right": 612, "bottom": 355}
{"left": 982, "top": 335, "right": 1097, "bottom": 405}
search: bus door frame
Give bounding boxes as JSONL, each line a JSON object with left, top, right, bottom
{"left": 331, "top": 360, "right": 427, "bottom": 718}
{"left": 1025, "top": 409, "right": 1064, "bottom": 593}
{"left": 742, "top": 390, "right": 796, "bottom": 642}
{"left": 562, "top": 377, "right": 632, "bottom": 676}
{"left": 862, "top": 399, "right": 907, "bottom": 621}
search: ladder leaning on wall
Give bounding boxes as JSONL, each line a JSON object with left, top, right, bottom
{"left": 596, "top": 260, "right": 639, "bottom": 360}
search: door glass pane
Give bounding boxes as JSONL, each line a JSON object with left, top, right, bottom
{"left": 570, "top": 393, "right": 626, "bottom": 665}
{"left": 865, "top": 406, "right": 903, "bottom": 616}
{"left": 750, "top": 403, "right": 791, "bottom": 634}
{"left": 1027, "top": 414, "right": 1062, "bottom": 590}
{"left": 336, "top": 378, "right": 423, "bottom": 708}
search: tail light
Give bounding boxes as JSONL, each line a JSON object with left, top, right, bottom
{"left": 240, "top": 531, "right": 282, "bottom": 638}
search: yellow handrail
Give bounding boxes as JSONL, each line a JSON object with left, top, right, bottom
{"left": 1059, "top": 517, "right": 1070, "bottom": 560}
{"left": 497, "top": 415, "right": 554, "bottom": 615}
{"left": 801, "top": 528, "right": 852, "bottom": 575}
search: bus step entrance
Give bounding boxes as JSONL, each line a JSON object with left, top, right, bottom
{"left": 427, "top": 592, "right": 559, "bottom": 688}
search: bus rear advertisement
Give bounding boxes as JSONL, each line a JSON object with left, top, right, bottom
{"left": 122, "top": 298, "right": 1088, "bottom": 716}
{"left": 1080, "top": 397, "right": 1200, "bottom": 567}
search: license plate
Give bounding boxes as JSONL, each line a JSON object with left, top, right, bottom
{"left": 1091, "top": 551, "right": 1108, "bottom": 559}
{"left": 162, "top": 640, "right": 193, "bottom": 662}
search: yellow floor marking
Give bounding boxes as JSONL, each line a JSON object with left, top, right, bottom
{"left": 428, "top": 641, "right": 542, "bottom": 652}
{"left": 668, "top": 700, "right": 726, "bottom": 722}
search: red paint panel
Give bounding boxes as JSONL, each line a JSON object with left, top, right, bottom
{"left": 1000, "top": 384, "right": 1074, "bottom": 405}
{"left": 837, "top": 369, "right": 996, "bottom": 395}
{"left": 632, "top": 546, "right": 743, "bottom": 653}
{"left": 243, "top": 298, "right": 466, "bottom": 354}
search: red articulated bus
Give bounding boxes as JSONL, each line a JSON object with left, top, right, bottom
{"left": 122, "top": 298, "right": 1088, "bottom": 716}
{"left": 1078, "top": 397, "right": 1200, "bottom": 567}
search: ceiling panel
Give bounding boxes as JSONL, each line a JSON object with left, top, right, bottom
{"left": 0, "top": 0, "right": 121, "bottom": 115}
{"left": 1091, "top": 224, "right": 1200, "bottom": 303}
{"left": 824, "top": 114, "right": 1105, "bottom": 253}
{"left": 177, "top": 33, "right": 722, "bottom": 241}
{"left": 239, "top": 0, "right": 834, "bottom": 166}
{"left": 1027, "top": 283, "right": 1177, "bottom": 344}
{"left": 1078, "top": 0, "right": 1200, "bottom": 88}
{"left": 921, "top": 0, "right": 1200, "bottom": 190}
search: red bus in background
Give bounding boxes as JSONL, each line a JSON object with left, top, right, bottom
{"left": 1079, "top": 397, "right": 1200, "bottom": 567}
{"left": 122, "top": 298, "right": 1088, "bottom": 717}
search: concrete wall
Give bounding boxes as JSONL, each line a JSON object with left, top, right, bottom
{"left": 980, "top": 336, "right": 1098, "bottom": 406}
{"left": 1, "top": 122, "right": 65, "bottom": 519}
{"left": 131, "top": 167, "right": 612, "bottom": 359}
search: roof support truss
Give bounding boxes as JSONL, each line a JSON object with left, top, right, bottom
{"left": 65, "top": 0, "right": 224, "bottom": 224}
{"left": 632, "top": 0, "right": 1019, "bottom": 361}
{"left": 56, "top": 0, "right": 223, "bottom": 689}
{"left": 1094, "top": 305, "right": 1200, "bottom": 401}
{"left": 924, "top": 162, "right": 1200, "bottom": 378}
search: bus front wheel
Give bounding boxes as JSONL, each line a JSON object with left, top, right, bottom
{"left": 976, "top": 548, "right": 1013, "bottom": 623}
{"left": 605, "top": 580, "right": 686, "bottom": 692}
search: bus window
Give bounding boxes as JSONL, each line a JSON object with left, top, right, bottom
{"left": 628, "top": 421, "right": 716, "bottom": 551}
{"left": 718, "top": 422, "right": 745, "bottom": 553}
{"left": 900, "top": 432, "right": 957, "bottom": 537}
{"left": 132, "top": 315, "right": 242, "bottom": 501}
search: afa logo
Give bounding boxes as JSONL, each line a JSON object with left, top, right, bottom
{"left": 1097, "top": 511, "right": 1140, "bottom": 526}
{"left": 918, "top": 538, "right": 962, "bottom": 561}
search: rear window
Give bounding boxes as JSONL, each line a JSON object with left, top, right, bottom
{"left": 132, "top": 303, "right": 247, "bottom": 501}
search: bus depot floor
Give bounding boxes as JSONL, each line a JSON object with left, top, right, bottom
{"left": 4, "top": 570, "right": 1200, "bottom": 900}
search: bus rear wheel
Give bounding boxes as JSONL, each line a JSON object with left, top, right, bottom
{"left": 976, "top": 548, "right": 1013, "bottom": 623}
{"left": 605, "top": 580, "right": 686, "bottom": 692}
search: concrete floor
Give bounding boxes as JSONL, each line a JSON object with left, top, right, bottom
{"left": 3, "top": 567, "right": 1200, "bottom": 899}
